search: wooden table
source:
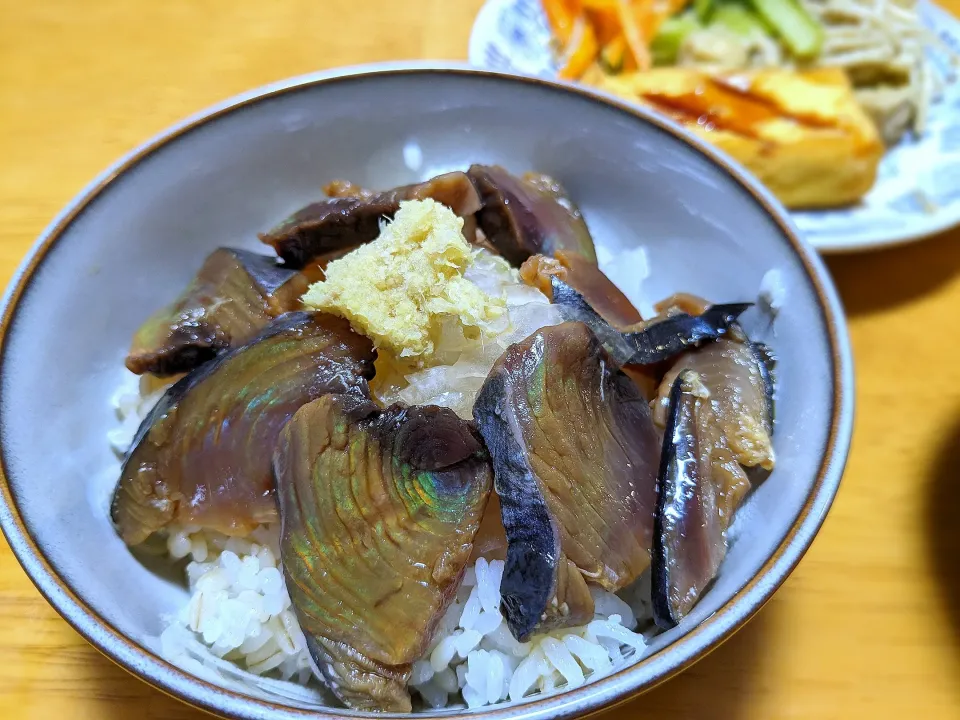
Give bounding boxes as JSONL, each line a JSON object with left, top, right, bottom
{"left": 2, "top": 1, "right": 959, "bottom": 718}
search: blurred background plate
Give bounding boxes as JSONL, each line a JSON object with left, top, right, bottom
{"left": 469, "top": 0, "right": 960, "bottom": 253}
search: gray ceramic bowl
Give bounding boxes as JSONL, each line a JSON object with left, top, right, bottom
{"left": 0, "top": 63, "right": 853, "bottom": 720}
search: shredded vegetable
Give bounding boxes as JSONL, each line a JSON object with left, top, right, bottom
{"left": 803, "top": 0, "right": 955, "bottom": 135}
{"left": 751, "top": 0, "right": 823, "bottom": 57}
{"left": 543, "top": 0, "right": 694, "bottom": 73}
{"left": 542, "top": 0, "right": 958, "bottom": 144}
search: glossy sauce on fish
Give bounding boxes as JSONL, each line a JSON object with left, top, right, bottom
{"left": 467, "top": 165, "right": 597, "bottom": 266}
{"left": 473, "top": 322, "right": 661, "bottom": 641}
{"left": 125, "top": 248, "right": 306, "bottom": 376}
{"left": 275, "top": 394, "right": 492, "bottom": 712}
{"left": 652, "top": 370, "right": 726, "bottom": 628}
{"left": 259, "top": 172, "right": 482, "bottom": 268}
{"left": 112, "top": 312, "right": 376, "bottom": 545}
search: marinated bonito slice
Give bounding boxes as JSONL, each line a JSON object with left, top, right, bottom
{"left": 549, "top": 276, "right": 750, "bottom": 367}
{"left": 473, "top": 321, "right": 660, "bottom": 641}
{"left": 469, "top": 492, "right": 508, "bottom": 563}
{"left": 520, "top": 252, "right": 643, "bottom": 329}
{"left": 125, "top": 248, "right": 307, "bottom": 376}
{"left": 275, "top": 394, "right": 492, "bottom": 712}
{"left": 651, "top": 333, "right": 777, "bottom": 628}
{"left": 654, "top": 334, "right": 776, "bottom": 474}
{"left": 652, "top": 370, "right": 727, "bottom": 629}
{"left": 323, "top": 179, "right": 375, "bottom": 199}
{"left": 467, "top": 165, "right": 597, "bottom": 267}
{"left": 111, "top": 312, "right": 375, "bottom": 545}
{"left": 259, "top": 171, "right": 482, "bottom": 267}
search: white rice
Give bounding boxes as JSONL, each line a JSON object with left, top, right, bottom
{"left": 409, "top": 558, "right": 648, "bottom": 709}
{"left": 759, "top": 268, "right": 787, "bottom": 318}
{"left": 147, "top": 520, "right": 651, "bottom": 710}
{"left": 595, "top": 245, "right": 656, "bottom": 320}
{"left": 107, "top": 382, "right": 167, "bottom": 456}
{"left": 160, "top": 524, "right": 315, "bottom": 683}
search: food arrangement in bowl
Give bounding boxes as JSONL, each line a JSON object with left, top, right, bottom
{"left": 0, "top": 67, "right": 852, "bottom": 720}
{"left": 109, "top": 166, "right": 778, "bottom": 712}
{"left": 470, "top": 0, "right": 960, "bottom": 249}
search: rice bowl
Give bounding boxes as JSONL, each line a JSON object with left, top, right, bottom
{"left": 0, "top": 65, "right": 853, "bottom": 720}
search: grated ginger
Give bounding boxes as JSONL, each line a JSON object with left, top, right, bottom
{"left": 301, "top": 199, "right": 505, "bottom": 361}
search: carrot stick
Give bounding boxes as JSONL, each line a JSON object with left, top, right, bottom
{"left": 558, "top": 19, "right": 600, "bottom": 79}
{"left": 586, "top": 6, "right": 622, "bottom": 44}
{"left": 616, "top": 0, "right": 652, "bottom": 71}
{"left": 600, "top": 34, "right": 639, "bottom": 72}
{"left": 542, "top": 0, "right": 582, "bottom": 43}
{"left": 639, "top": 0, "right": 693, "bottom": 38}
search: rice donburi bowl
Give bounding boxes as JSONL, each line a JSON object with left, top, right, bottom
{"left": 0, "top": 66, "right": 851, "bottom": 720}
{"left": 107, "top": 165, "right": 778, "bottom": 713}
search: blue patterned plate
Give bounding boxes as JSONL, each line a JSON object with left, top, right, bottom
{"left": 469, "top": 0, "right": 960, "bottom": 252}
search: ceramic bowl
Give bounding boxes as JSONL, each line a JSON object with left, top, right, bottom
{"left": 0, "top": 63, "right": 854, "bottom": 720}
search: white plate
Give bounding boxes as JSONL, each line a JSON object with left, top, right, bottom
{"left": 468, "top": 0, "right": 960, "bottom": 252}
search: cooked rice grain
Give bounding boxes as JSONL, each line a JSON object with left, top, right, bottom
{"left": 409, "top": 558, "right": 647, "bottom": 709}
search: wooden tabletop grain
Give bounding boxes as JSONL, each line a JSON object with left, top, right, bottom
{"left": 2, "top": 1, "right": 960, "bottom": 718}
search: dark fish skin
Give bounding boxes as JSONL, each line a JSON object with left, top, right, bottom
{"left": 275, "top": 394, "right": 492, "bottom": 713}
{"left": 652, "top": 370, "right": 726, "bottom": 629}
{"left": 125, "top": 247, "right": 307, "bottom": 376}
{"left": 130, "top": 332, "right": 220, "bottom": 377}
{"left": 751, "top": 340, "right": 777, "bottom": 429}
{"left": 651, "top": 328, "right": 778, "bottom": 627}
{"left": 625, "top": 304, "right": 754, "bottom": 365}
{"left": 259, "top": 171, "right": 482, "bottom": 268}
{"left": 473, "top": 322, "right": 660, "bottom": 642}
{"left": 548, "top": 276, "right": 642, "bottom": 363}
{"left": 472, "top": 363, "right": 569, "bottom": 641}
{"left": 111, "top": 312, "right": 376, "bottom": 546}
{"left": 467, "top": 165, "right": 598, "bottom": 267}
{"left": 550, "top": 276, "right": 751, "bottom": 366}
{"left": 232, "top": 247, "right": 306, "bottom": 297}
{"left": 259, "top": 196, "right": 392, "bottom": 268}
